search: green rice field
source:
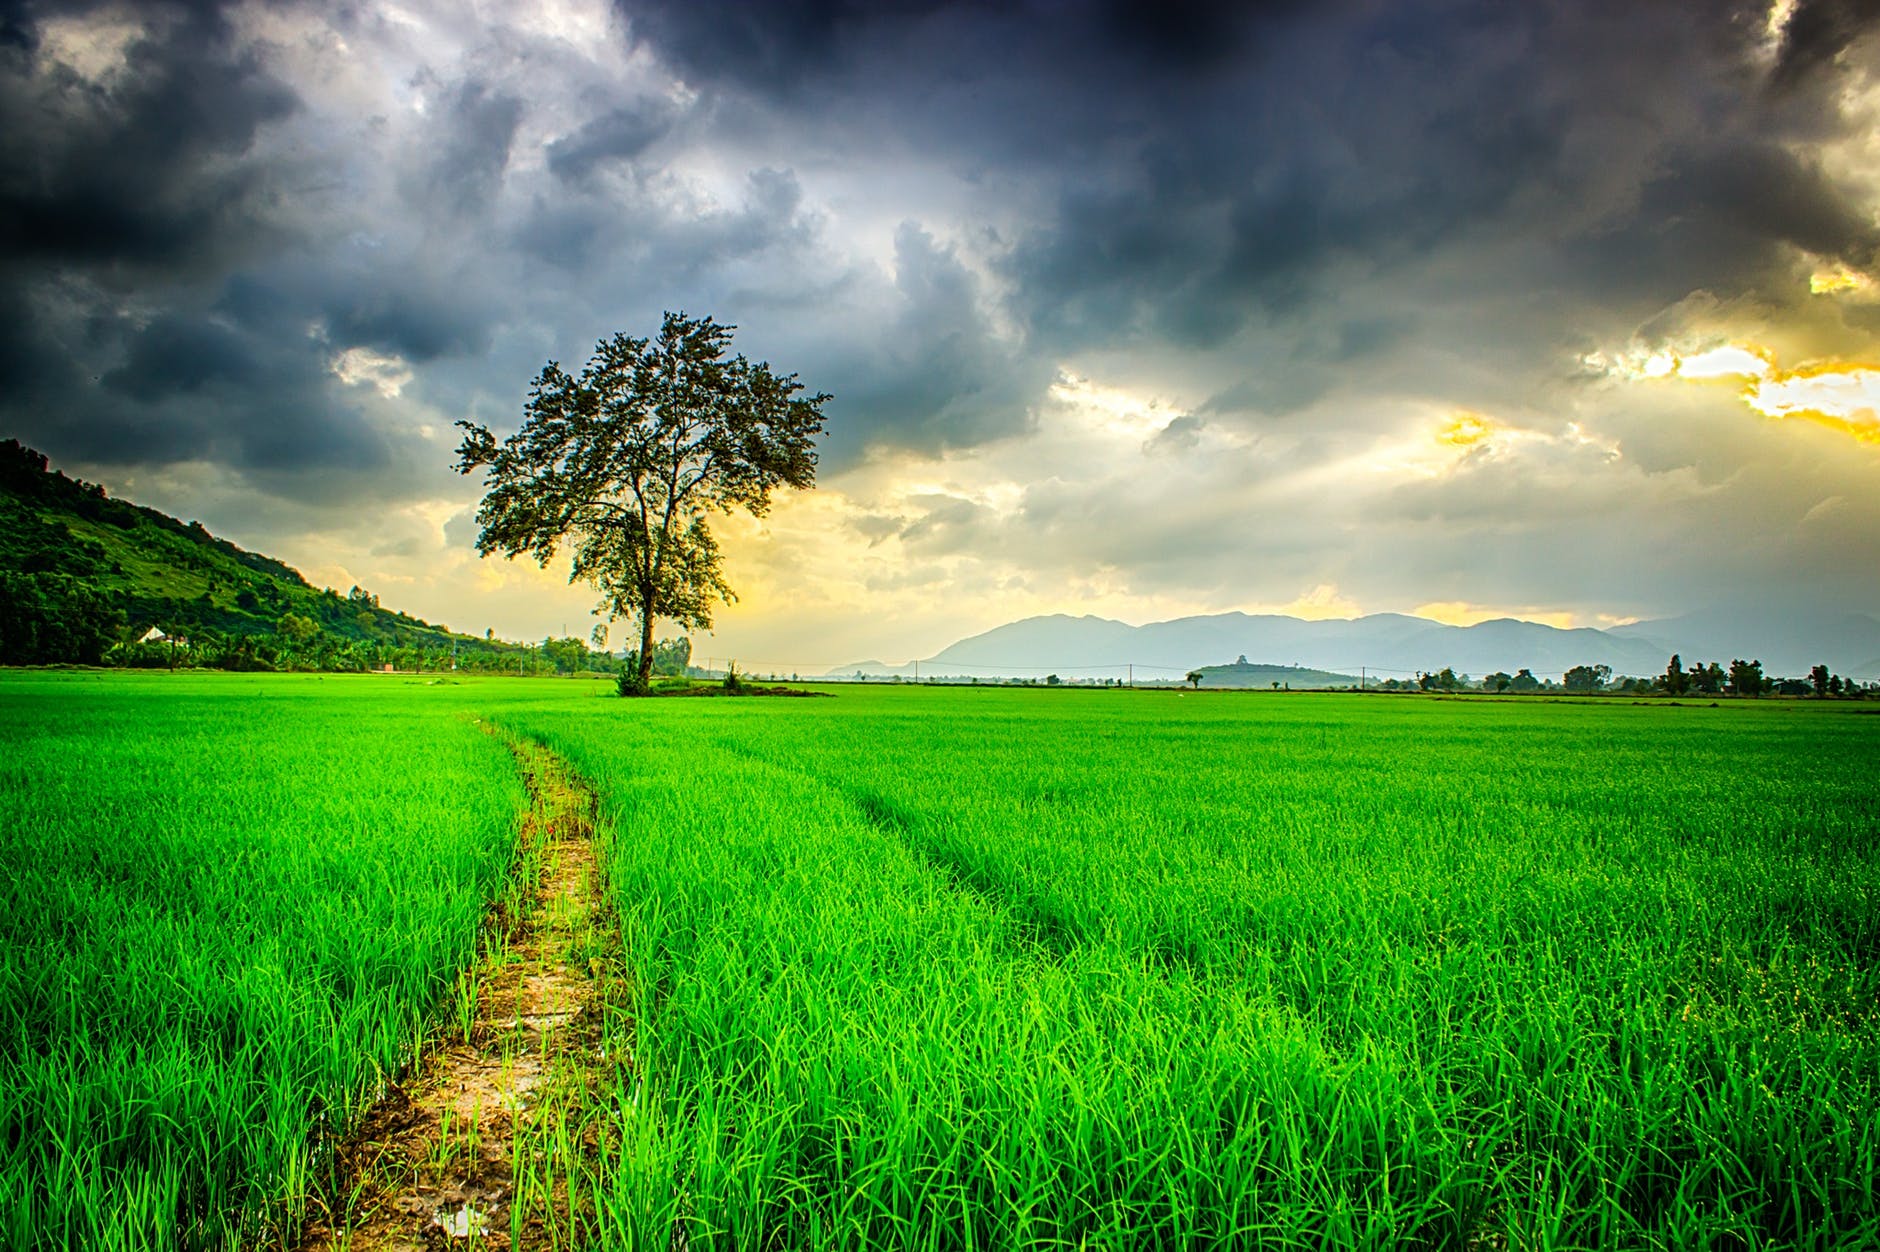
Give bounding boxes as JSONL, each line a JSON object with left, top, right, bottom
{"left": 3, "top": 672, "right": 1877, "bottom": 1249}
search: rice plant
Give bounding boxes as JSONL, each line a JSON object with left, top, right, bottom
{"left": 0, "top": 672, "right": 529, "bottom": 1250}
{"left": 8, "top": 674, "right": 1875, "bottom": 1251}
{"left": 500, "top": 687, "right": 1880, "bottom": 1251}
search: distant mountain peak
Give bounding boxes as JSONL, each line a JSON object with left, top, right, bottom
{"left": 834, "top": 604, "right": 1880, "bottom": 681}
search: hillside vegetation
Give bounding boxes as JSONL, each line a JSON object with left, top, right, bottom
{"left": 0, "top": 440, "right": 519, "bottom": 668}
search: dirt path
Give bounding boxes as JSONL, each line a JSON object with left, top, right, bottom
{"left": 300, "top": 736, "right": 624, "bottom": 1251}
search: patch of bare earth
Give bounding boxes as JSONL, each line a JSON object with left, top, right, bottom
{"left": 300, "top": 737, "right": 626, "bottom": 1251}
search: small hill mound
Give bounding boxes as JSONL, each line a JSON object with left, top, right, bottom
{"left": 1188, "top": 660, "right": 1359, "bottom": 689}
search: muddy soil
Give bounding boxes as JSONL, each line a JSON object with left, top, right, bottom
{"left": 299, "top": 737, "right": 624, "bottom": 1251}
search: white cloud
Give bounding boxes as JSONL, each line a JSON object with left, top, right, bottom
{"left": 330, "top": 346, "right": 414, "bottom": 397}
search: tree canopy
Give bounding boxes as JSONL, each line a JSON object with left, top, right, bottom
{"left": 455, "top": 313, "right": 829, "bottom": 691}
{"left": 1563, "top": 663, "right": 1611, "bottom": 693}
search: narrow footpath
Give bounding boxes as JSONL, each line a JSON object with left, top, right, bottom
{"left": 301, "top": 735, "right": 625, "bottom": 1251}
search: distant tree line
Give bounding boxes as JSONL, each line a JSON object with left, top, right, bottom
{"left": 94, "top": 622, "right": 696, "bottom": 678}
{"left": 1370, "top": 653, "right": 1869, "bottom": 698}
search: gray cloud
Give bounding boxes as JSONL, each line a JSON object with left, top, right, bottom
{"left": 614, "top": 0, "right": 1874, "bottom": 368}
{"left": 418, "top": 78, "right": 523, "bottom": 214}
{"left": 4, "top": 0, "right": 1880, "bottom": 636}
{"left": 15, "top": 290, "right": 398, "bottom": 484}
{"left": 1145, "top": 414, "right": 1204, "bottom": 455}
{"left": 319, "top": 269, "right": 499, "bottom": 363}
{"left": 1771, "top": 0, "right": 1880, "bottom": 91}
{"left": 546, "top": 96, "right": 681, "bottom": 184}
{"left": 100, "top": 311, "right": 268, "bottom": 402}
{"left": 0, "top": 1, "right": 298, "bottom": 279}
{"left": 443, "top": 507, "right": 480, "bottom": 550}
{"left": 820, "top": 223, "right": 1048, "bottom": 460}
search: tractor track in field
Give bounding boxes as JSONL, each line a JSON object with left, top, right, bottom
{"left": 708, "top": 736, "right": 1094, "bottom": 964}
{"left": 298, "top": 733, "right": 627, "bottom": 1252}
{"left": 710, "top": 735, "right": 1223, "bottom": 978}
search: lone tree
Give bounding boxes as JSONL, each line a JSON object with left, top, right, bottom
{"left": 455, "top": 313, "right": 828, "bottom": 693}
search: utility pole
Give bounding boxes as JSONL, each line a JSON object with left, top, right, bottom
{"left": 1128, "top": 663, "right": 1133, "bottom": 689}
{"left": 913, "top": 659, "right": 920, "bottom": 683}
{"left": 1360, "top": 666, "right": 1366, "bottom": 690}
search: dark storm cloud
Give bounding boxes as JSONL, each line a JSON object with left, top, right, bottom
{"left": 3, "top": 0, "right": 1879, "bottom": 628}
{"left": 0, "top": 0, "right": 297, "bottom": 278}
{"left": 0, "top": 0, "right": 373, "bottom": 492}
{"left": 822, "top": 223, "right": 1049, "bottom": 458}
{"left": 1, "top": 249, "right": 476, "bottom": 488}
{"left": 99, "top": 311, "right": 266, "bottom": 402}
{"left": 1, "top": 0, "right": 36, "bottom": 50}
{"left": 1551, "top": 138, "right": 1880, "bottom": 309}
{"left": 618, "top": 0, "right": 1873, "bottom": 383}
{"left": 4, "top": 286, "right": 399, "bottom": 488}
{"left": 0, "top": 8, "right": 523, "bottom": 493}
{"left": 622, "top": 0, "right": 1314, "bottom": 98}
{"left": 1687, "top": 138, "right": 1880, "bottom": 263}
{"left": 0, "top": 281, "right": 67, "bottom": 395}
{"left": 1770, "top": 0, "right": 1880, "bottom": 90}
{"left": 618, "top": 0, "right": 957, "bottom": 96}
{"left": 1001, "top": 175, "right": 1225, "bottom": 349}
{"left": 995, "top": 3, "right": 1645, "bottom": 353}
{"left": 322, "top": 277, "right": 497, "bottom": 364}
{"left": 1097, "top": 0, "right": 1308, "bottom": 69}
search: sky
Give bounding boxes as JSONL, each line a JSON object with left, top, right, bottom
{"left": 4, "top": 0, "right": 1879, "bottom": 669}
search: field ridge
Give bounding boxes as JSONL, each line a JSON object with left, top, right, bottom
{"left": 301, "top": 733, "right": 627, "bottom": 1251}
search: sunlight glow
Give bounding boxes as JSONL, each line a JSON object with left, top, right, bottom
{"left": 1413, "top": 601, "right": 1577, "bottom": 630}
{"left": 1437, "top": 411, "right": 1496, "bottom": 447}
{"left": 1809, "top": 266, "right": 1873, "bottom": 295}
{"left": 1264, "top": 584, "right": 1362, "bottom": 621}
{"left": 1365, "top": 408, "right": 1526, "bottom": 476}
{"left": 1747, "top": 366, "right": 1880, "bottom": 442}
{"left": 1766, "top": 0, "right": 1799, "bottom": 43}
{"left": 1592, "top": 339, "right": 1880, "bottom": 444}
{"left": 1584, "top": 343, "right": 1772, "bottom": 383}
{"left": 1047, "top": 370, "right": 1180, "bottom": 440}
{"left": 1675, "top": 345, "right": 1774, "bottom": 380}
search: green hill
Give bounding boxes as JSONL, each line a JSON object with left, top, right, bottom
{"left": 0, "top": 439, "right": 521, "bottom": 667}
{"left": 1188, "top": 659, "right": 1361, "bottom": 689}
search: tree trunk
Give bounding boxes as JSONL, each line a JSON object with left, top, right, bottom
{"left": 636, "top": 605, "right": 656, "bottom": 691}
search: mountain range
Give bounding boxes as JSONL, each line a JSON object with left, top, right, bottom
{"left": 833, "top": 606, "right": 1880, "bottom": 683}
